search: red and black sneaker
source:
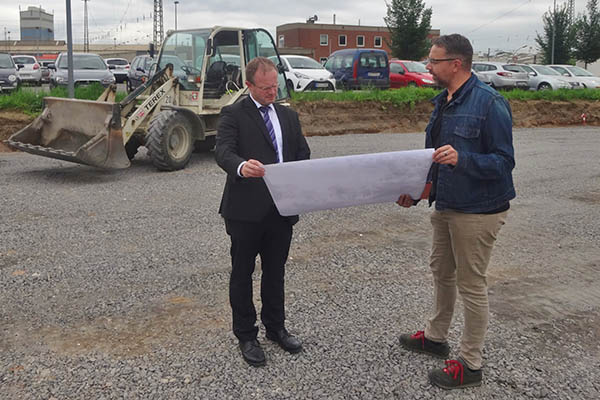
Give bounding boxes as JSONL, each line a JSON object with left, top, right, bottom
{"left": 399, "top": 330, "right": 450, "bottom": 358}
{"left": 428, "top": 358, "right": 482, "bottom": 390}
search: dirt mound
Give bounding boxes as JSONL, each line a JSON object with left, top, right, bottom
{"left": 509, "top": 99, "right": 600, "bottom": 127}
{"left": 292, "top": 99, "right": 600, "bottom": 136}
{"left": 291, "top": 100, "right": 433, "bottom": 136}
{"left": 0, "top": 111, "right": 34, "bottom": 152}
{"left": 1, "top": 99, "right": 598, "bottom": 152}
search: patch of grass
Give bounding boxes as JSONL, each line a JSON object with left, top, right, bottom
{"left": 291, "top": 87, "right": 440, "bottom": 107}
{"left": 0, "top": 84, "right": 126, "bottom": 115}
{"left": 291, "top": 87, "right": 600, "bottom": 105}
{"left": 501, "top": 88, "right": 600, "bottom": 101}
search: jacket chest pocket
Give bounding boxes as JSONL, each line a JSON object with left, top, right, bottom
{"left": 451, "top": 116, "right": 482, "bottom": 140}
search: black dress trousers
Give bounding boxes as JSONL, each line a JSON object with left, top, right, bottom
{"left": 225, "top": 206, "right": 293, "bottom": 342}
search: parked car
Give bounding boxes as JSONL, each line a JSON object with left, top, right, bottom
{"left": 517, "top": 64, "right": 570, "bottom": 90}
{"left": 471, "top": 61, "right": 529, "bottom": 90}
{"left": 49, "top": 52, "right": 115, "bottom": 89}
{"left": 324, "top": 48, "right": 390, "bottom": 90}
{"left": 275, "top": 55, "right": 335, "bottom": 92}
{"left": 39, "top": 60, "right": 53, "bottom": 83}
{"left": 0, "top": 53, "right": 21, "bottom": 93}
{"left": 389, "top": 59, "right": 435, "bottom": 88}
{"left": 105, "top": 57, "right": 130, "bottom": 83}
{"left": 11, "top": 55, "right": 42, "bottom": 85}
{"left": 472, "top": 69, "right": 492, "bottom": 85}
{"left": 127, "top": 54, "right": 155, "bottom": 92}
{"left": 549, "top": 64, "right": 600, "bottom": 88}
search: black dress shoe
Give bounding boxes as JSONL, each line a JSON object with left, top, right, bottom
{"left": 266, "top": 329, "right": 303, "bottom": 353}
{"left": 239, "top": 339, "right": 266, "bottom": 367}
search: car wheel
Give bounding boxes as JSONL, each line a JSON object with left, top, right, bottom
{"left": 286, "top": 79, "right": 294, "bottom": 93}
{"left": 538, "top": 82, "right": 552, "bottom": 91}
{"left": 407, "top": 82, "right": 417, "bottom": 87}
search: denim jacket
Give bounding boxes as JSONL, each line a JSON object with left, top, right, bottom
{"left": 426, "top": 74, "right": 516, "bottom": 213}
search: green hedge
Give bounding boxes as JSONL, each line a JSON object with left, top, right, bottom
{"left": 291, "top": 87, "right": 600, "bottom": 105}
{"left": 2, "top": 85, "right": 598, "bottom": 116}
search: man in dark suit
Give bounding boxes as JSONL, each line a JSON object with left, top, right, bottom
{"left": 215, "top": 57, "right": 311, "bottom": 367}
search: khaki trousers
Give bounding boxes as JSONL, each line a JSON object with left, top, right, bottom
{"left": 424, "top": 209, "right": 507, "bottom": 370}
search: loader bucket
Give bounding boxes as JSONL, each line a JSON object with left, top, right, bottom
{"left": 5, "top": 97, "right": 130, "bottom": 169}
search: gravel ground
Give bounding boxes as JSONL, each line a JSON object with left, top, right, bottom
{"left": 1, "top": 127, "right": 599, "bottom": 399}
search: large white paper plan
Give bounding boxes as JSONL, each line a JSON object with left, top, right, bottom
{"left": 262, "top": 148, "right": 434, "bottom": 216}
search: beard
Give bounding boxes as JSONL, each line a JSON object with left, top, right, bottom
{"left": 432, "top": 74, "right": 449, "bottom": 88}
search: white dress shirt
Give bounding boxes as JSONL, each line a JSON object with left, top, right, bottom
{"left": 237, "top": 95, "right": 284, "bottom": 177}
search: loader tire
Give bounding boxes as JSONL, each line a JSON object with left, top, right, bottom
{"left": 146, "top": 110, "right": 194, "bottom": 171}
{"left": 125, "top": 135, "right": 143, "bottom": 160}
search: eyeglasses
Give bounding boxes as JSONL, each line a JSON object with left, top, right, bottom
{"left": 426, "top": 58, "right": 460, "bottom": 65}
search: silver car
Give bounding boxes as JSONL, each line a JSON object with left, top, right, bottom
{"left": 517, "top": 64, "right": 570, "bottom": 90}
{"left": 472, "top": 69, "right": 492, "bottom": 85}
{"left": 105, "top": 57, "right": 130, "bottom": 83}
{"left": 0, "top": 53, "right": 20, "bottom": 93}
{"left": 472, "top": 61, "right": 529, "bottom": 90}
{"left": 11, "top": 54, "right": 42, "bottom": 85}
{"left": 50, "top": 52, "right": 115, "bottom": 89}
{"left": 549, "top": 64, "right": 600, "bottom": 89}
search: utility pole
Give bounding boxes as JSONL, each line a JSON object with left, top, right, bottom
{"left": 174, "top": 1, "right": 179, "bottom": 31}
{"left": 83, "top": 0, "right": 90, "bottom": 52}
{"left": 66, "top": 0, "right": 75, "bottom": 98}
{"left": 153, "top": 0, "right": 164, "bottom": 48}
{"left": 551, "top": 0, "right": 556, "bottom": 64}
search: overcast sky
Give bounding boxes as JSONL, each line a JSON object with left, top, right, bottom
{"left": 0, "top": 1, "right": 589, "bottom": 53}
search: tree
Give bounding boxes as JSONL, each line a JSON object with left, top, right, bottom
{"left": 573, "top": 0, "right": 600, "bottom": 68}
{"left": 384, "top": 0, "right": 433, "bottom": 60}
{"left": 536, "top": 2, "right": 575, "bottom": 64}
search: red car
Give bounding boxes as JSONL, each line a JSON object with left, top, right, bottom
{"left": 390, "top": 60, "right": 435, "bottom": 88}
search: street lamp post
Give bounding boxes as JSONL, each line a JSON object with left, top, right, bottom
{"left": 551, "top": 0, "right": 556, "bottom": 64}
{"left": 174, "top": 1, "right": 179, "bottom": 31}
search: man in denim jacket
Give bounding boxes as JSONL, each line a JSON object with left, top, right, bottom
{"left": 397, "top": 34, "right": 515, "bottom": 390}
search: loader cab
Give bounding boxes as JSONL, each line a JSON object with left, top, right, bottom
{"left": 156, "top": 27, "right": 288, "bottom": 105}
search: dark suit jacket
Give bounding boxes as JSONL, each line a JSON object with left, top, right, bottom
{"left": 215, "top": 96, "right": 311, "bottom": 223}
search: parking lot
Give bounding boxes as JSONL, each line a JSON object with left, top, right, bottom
{"left": 1, "top": 127, "right": 599, "bottom": 399}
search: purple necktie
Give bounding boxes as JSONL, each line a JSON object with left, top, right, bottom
{"left": 259, "top": 106, "right": 280, "bottom": 162}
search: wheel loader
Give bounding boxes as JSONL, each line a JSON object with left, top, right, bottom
{"left": 5, "top": 27, "right": 290, "bottom": 171}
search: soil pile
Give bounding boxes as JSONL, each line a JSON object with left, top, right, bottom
{"left": 0, "top": 111, "right": 34, "bottom": 152}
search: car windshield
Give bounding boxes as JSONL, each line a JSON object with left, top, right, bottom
{"left": 13, "top": 56, "right": 35, "bottom": 64}
{"left": 143, "top": 57, "right": 154, "bottom": 70}
{"left": 286, "top": 57, "right": 324, "bottom": 69}
{"left": 532, "top": 65, "right": 560, "bottom": 76}
{"left": 0, "top": 54, "right": 14, "bottom": 68}
{"left": 567, "top": 66, "right": 594, "bottom": 76}
{"left": 551, "top": 66, "right": 569, "bottom": 75}
{"left": 58, "top": 54, "right": 107, "bottom": 69}
{"left": 404, "top": 61, "right": 428, "bottom": 73}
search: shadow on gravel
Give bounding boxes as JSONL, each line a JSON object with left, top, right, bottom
{"left": 16, "top": 166, "right": 129, "bottom": 185}
{"left": 7, "top": 150, "right": 217, "bottom": 182}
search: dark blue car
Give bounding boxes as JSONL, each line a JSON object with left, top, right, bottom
{"left": 324, "top": 48, "right": 390, "bottom": 90}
